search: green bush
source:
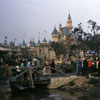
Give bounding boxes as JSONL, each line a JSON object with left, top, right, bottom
{"left": 68, "top": 81, "right": 75, "bottom": 86}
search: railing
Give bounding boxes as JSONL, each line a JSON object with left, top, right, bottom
{"left": 16, "top": 68, "right": 30, "bottom": 79}
{"left": 49, "top": 66, "right": 69, "bottom": 76}
{"left": 0, "top": 65, "right": 72, "bottom": 89}
{"left": 10, "top": 67, "right": 34, "bottom": 88}
{"left": 0, "top": 65, "right": 69, "bottom": 81}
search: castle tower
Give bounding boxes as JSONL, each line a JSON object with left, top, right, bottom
{"left": 22, "top": 40, "right": 26, "bottom": 46}
{"left": 67, "top": 14, "right": 73, "bottom": 34}
{"left": 59, "top": 24, "right": 62, "bottom": 34}
{"left": 52, "top": 27, "right": 59, "bottom": 42}
{"left": 31, "top": 38, "right": 36, "bottom": 47}
{"left": 42, "top": 38, "right": 47, "bottom": 44}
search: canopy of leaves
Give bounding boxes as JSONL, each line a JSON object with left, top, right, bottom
{"left": 73, "top": 21, "right": 100, "bottom": 52}
{"left": 50, "top": 42, "right": 66, "bottom": 59}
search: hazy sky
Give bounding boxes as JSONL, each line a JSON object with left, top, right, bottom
{"left": 0, "top": 0, "right": 100, "bottom": 45}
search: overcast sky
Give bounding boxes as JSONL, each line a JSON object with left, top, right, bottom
{"left": 0, "top": 0, "right": 100, "bottom": 45}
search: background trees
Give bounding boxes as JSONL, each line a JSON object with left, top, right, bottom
{"left": 50, "top": 41, "right": 66, "bottom": 59}
{"left": 73, "top": 20, "right": 100, "bottom": 53}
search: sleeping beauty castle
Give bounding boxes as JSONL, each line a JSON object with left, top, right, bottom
{"left": 1, "top": 14, "right": 79, "bottom": 60}
{"left": 51, "top": 14, "right": 75, "bottom": 44}
{"left": 20, "top": 13, "right": 77, "bottom": 59}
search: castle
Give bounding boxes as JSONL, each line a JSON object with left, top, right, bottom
{"left": 1, "top": 14, "right": 83, "bottom": 60}
{"left": 51, "top": 14, "right": 75, "bottom": 44}
{"left": 20, "top": 14, "right": 77, "bottom": 60}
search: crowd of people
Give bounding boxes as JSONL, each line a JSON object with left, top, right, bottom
{"left": 76, "top": 56, "right": 100, "bottom": 78}
{"left": 0, "top": 56, "right": 100, "bottom": 80}
{"left": 0, "top": 57, "right": 56, "bottom": 80}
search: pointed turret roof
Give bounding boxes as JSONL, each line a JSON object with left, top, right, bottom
{"left": 30, "top": 39, "right": 36, "bottom": 47}
{"left": 9, "top": 40, "right": 14, "bottom": 46}
{"left": 43, "top": 38, "right": 47, "bottom": 43}
{"left": 52, "top": 27, "right": 59, "bottom": 34}
{"left": 22, "top": 40, "right": 26, "bottom": 46}
{"left": 68, "top": 13, "right": 71, "bottom": 19}
{"left": 31, "top": 38, "right": 36, "bottom": 47}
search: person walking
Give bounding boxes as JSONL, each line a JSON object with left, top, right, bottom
{"left": 76, "top": 56, "right": 82, "bottom": 76}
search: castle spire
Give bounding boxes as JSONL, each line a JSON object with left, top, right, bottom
{"left": 22, "top": 40, "right": 26, "bottom": 46}
{"left": 68, "top": 13, "right": 71, "bottom": 19}
{"left": 43, "top": 38, "right": 47, "bottom": 43}
{"left": 52, "top": 27, "right": 58, "bottom": 34}
{"left": 30, "top": 38, "right": 36, "bottom": 47}
{"left": 38, "top": 32, "right": 40, "bottom": 41}
{"left": 67, "top": 13, "right": 72, "bottom": 34}
{"left": 67, "top": 13, "right": 72, "bottom": 23}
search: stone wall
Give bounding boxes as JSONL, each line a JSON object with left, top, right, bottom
{"left": 48, "top": 75, "right": 77, "bottom": 89}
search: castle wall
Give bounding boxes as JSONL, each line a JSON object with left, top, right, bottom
{"left": 49, "top": 49, "right": 56, "bottom": 60}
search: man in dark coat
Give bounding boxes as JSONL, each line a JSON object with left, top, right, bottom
{"left": 83, "top": 57, "right": 88, "bottom": 78}
{"left": 50, "top": 59, "right": 55, "bottom": 74}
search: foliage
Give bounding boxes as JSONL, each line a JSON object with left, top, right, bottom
{"left": 88, "top": 20, "right": 100, "bottom": 35}
{"left": 50, "top": 42, "right": 66, "bottom": 59}
{"left": 73, "top": 21, "right": 100, "bottom": 52}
